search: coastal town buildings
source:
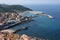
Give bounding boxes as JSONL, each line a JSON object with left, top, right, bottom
{"left": 0, "top": 12, "right": 22, "bottom": 26}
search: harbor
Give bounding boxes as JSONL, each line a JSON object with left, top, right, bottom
{"left": 0, "top": 11, "right": 54, "bottom": 40}
{"left": 24, "top": 11, "right": 54, "bottom": 19}
{"left": 0, "top": 1, "right": 59, "bottom": 39}
{"left": 0, "top": 11, "right": 54, "bottom": 29}
{"left": 0, "top": 11, "right": 33, "bottom": 30}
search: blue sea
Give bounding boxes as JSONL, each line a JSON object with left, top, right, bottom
{"left": 11, "top": 4, "right": 60, "bottom": 40}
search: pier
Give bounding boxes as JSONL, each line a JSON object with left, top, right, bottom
{"left": 24, "top": 11, "right": 54, "bottom": 19}
{"left": 0, "top": 17, "right": 33, "bottom": 30}
{"left": 1, "top": 26, "right": 30, "bottom": 33}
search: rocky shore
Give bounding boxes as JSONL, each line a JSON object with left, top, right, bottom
{"left": 0, "top": 26, "right": 49, "bottom": 40}
{"left": 0, "top": 32, "right": 48, "bottom": 40}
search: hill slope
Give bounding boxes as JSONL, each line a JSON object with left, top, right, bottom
{"left": 0, "top": 4, "right": 32, "bottom": 12}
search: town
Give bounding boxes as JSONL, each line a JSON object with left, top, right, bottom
{"left": 0, "top": 11, "right": 23, "bottom": 26}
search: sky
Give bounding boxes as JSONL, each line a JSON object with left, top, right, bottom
{"left": 0, "top": 0, "right": 60, "bottom": 5}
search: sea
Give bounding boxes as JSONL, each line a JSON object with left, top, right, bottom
{"left": 11, "top": 4, "right": 60, "bottom": 40}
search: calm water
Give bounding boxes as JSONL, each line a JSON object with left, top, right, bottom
{"left": 11, "top": 5, "right": 60, "bottom": 40}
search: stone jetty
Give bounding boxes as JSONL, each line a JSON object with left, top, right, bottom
{"left": 24, "top": 11, "right": 54, "bottom": 19}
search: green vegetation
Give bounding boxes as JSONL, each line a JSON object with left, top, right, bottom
{"left": 0, "top": 4, "right": 32, "bottom": 12}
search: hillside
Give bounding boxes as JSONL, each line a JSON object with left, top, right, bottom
{"left": 0, "top": 4, "right": 32, "bottom": 12}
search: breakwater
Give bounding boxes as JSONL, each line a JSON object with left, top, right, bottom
{"left": 0, "top": 18, "right": 32, "bottom": 30}
{"left": 23, "top": 11, "right": 54, "bottom": 19}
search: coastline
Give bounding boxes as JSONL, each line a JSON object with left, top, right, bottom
{"left": 24, "top": 11, "right": 54, "bottom": 19}
{"left": 0, "top": 29, "right": 49, "bottom": 40}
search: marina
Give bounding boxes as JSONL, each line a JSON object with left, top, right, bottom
{"left": 0, "top": 17, "right": 33, "bottom": 30}
{"left": 0, "top": 11, "right": 54, "bottom": 30}
{"left": 0, "top": 11, "right": 34, "bottom": 30}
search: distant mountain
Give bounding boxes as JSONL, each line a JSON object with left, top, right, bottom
{"left": 0, "top": 4, "right": 32, "bottom": 12}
